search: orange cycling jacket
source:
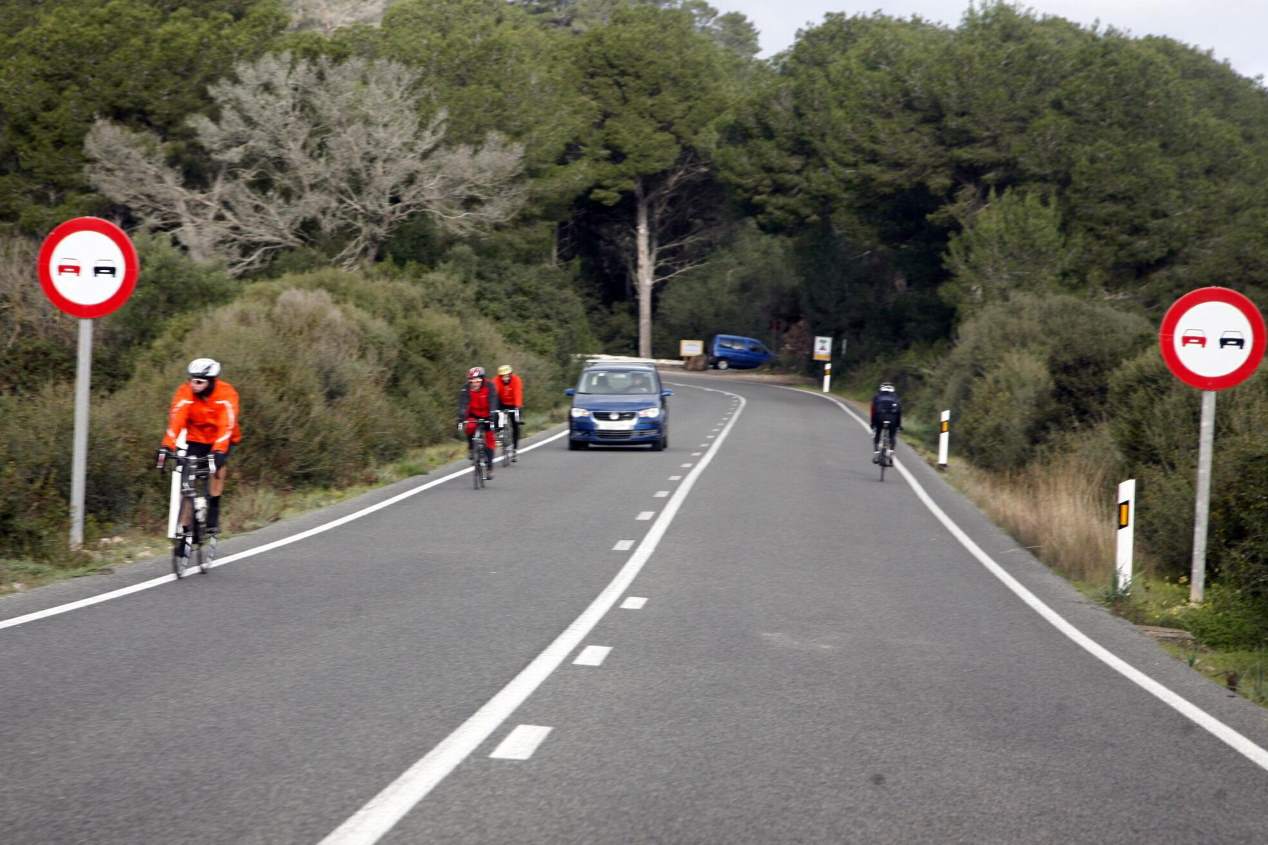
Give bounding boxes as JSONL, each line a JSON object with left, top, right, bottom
{"left": 162, "top": 380, "right": 239, "bottom": 451}
{"left": 495, "top": 373, "right": 523, "bottom": 408}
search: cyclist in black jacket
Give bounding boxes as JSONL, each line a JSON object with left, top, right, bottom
{"left": 870, "top": 382, "right": 903, "bottom": 462}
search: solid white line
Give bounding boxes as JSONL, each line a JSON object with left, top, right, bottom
{"left": 612, "top": 540, "right": 634, "bottom": 551}
{"left": 0, "top": 430, "right": 572, "bottom": 632}
{"left": 573, "top": 645, "right": 612, "bottom": 667}
{"left": 636, "top": 511, "right": 655, "bottom": 521}
{"left": 654, "top": 491, "right": 669, "bottom": 498}
{"left": 318, "top": 382, "right": 745, "bottom": 845}
{"left": 620, "top": 596, "right": 647, "bottom": 610}
{"left": 780, "top": 385, "right": 1268, "bottom": 774}
{"left": 488, "top": 725, "right": 552, "bottom": 760}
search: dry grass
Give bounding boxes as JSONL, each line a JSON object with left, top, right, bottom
{"left": 947, "top": 451, "right": 1117, "bottom": 584}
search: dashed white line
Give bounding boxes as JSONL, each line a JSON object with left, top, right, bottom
{"left": 612, "top": 540, "right": 634, "bottom": 551}
{"left": 668, "top": 475, "right": 683, "bottom": 481}
{"left": 654, "top": 491, "right": 669, "bottom": 498}
{"left": 573, "top": 645, "right": 612, "bottom": 667}
{"left": 680, "top": 463, "right": 693, "bottom": 468}
{"left": 489, "top": 725, "right": 552, "bottom": 760}
{"left": 620, "top": 596, "right": 647, "bottom": 610}
{"left": 691, "top": 452, "right": 702, "bottom": 457}
{"left": 636, "top": 511, "right": 655, "bottom": 521}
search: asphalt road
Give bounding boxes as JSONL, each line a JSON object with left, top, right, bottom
{"left": 3, "top": 374, "right": 1267, "bottom": 844}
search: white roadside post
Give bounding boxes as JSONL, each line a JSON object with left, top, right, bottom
{"left": 1116, "top": 478, "right": 1136, "bottom": 593}
{"left": 36, "top": 218, "right": 138, "bottom": 550}
{"left": 1157, "top": 287, "right": 1264, "bottom": 604}
{"left": 166, "top": 430, "right": 188, "bottom": 539}
{"left": 813, "top": 335, "right": 832, "bottom": 392}
{"left": 937, "top": 410, "right": 950, "bottom": 469}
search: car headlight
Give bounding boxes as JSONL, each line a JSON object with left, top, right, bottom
{"left": 570, "top": 407, "right": 591, "bottom": 418}
{"left": 638, "top": 407, "right": 661, "bottom": 418}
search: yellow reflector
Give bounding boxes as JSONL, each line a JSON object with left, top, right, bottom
{"left": 1118, "top": 502, "right": 1130, "bottom": 528}
{"left": 940, "top": 421, "right": 949, "bottom": 433}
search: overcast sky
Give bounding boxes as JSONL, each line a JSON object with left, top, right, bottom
{"left": 710, "top": 1, "right": 1267, "bottom": 83}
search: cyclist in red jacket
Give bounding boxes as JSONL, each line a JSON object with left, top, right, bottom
{"left": 458, "top": 366, "right": 500, "bottom": 478}
{"left": 493, "top": 364, "right": 524, "bottom": 460}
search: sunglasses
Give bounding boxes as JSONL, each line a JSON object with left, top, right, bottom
{"left": 190, "top": 377, "right": 209, "bottom": 385}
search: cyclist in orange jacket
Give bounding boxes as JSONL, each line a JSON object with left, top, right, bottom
{"left": 156, "top": 358, "right": 240, "bottom": 534}
{"left": 493, "top": 364, "right": 524, "bottom": 460}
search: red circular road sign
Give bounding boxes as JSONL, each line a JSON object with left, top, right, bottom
{"left": 1159, "top": 287, "right": 1265, "bottom": 391}
{"left": 37, "top": 217, "right": 138, "bottom": 319}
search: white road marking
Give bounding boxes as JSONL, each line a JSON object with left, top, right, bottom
{"left": 318, "top": 382, "right": 745, "bottom": 845}
{"left": 680, "top": 463, "right": 693, "bottom": 468}
{"left": 1, "top": 431, "right": 573, "bottom": 632}
{"left": 782, "top": 385, "right": 1268, "bottom": 775}
{"left": 707, "top": 435, "right": 715, "bottom": 439}
{"left": 636, "top": 511, "right": 655, "bottom": 521}
{"left": 613, "top": 540, "right": 634, "bottom": 551}
{"left": 620, "top": 596, "right": 647, "bottom": 610}
{"left": 691, "top": 452, "right": 702, "bottom": 457}
{"left": 489, "top": 725, "right": 552, "bottom": 760}
{"left": 573, "top": 645, "right": 612, "bottom": 667}
{"left": 654, "top": 491, "right": 669, "bottom": 498}
{"left": 668, "top": 475, "right": 682, "bottom": 481}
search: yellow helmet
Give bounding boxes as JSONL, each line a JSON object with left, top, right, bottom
{"left": 497, "top": 364, "right": 513, "bottom": 376}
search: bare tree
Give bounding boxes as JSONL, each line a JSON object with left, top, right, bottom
{"left": 86, "top": 54, "right": 525, "bottom": 275}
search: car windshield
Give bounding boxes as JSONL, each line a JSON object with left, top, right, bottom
{"left": 579, "top": 370, "right": 657, "bottom": 395}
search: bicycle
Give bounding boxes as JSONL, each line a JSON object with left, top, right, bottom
{"left": 466, "top": 417, "right": 495, "bottom": 489}
{"left": 497, "top": 408, "right": 519, "bottom": 468}
{"left": 876, "top": 421, "right": 895, "bottom": 482}
{"left": 163, "top": 452, "right": 217, "bottom": 577}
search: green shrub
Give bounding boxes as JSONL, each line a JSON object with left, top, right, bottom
{"left": 958, "top": 350, "right": 1056, "bottom": 471}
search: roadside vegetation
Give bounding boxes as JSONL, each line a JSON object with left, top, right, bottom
{"left": 2, "top": 0, "right": 1267, "bottom": 705}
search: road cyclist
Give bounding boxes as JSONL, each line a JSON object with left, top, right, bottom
{"left": 493, "top": 364, "right": 524, "bottom": 464}
{"left": 155, "top": 358, "right": 241, "bottom": 570}
{"left": 870, "top": 382, "right": 903, "bottom": 466}
{"left": 457, "top": 366, "right": 501, "bottom": 481}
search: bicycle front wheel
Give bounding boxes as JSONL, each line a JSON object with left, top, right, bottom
{"left": 172, "top": 533, "right": 194, "bottom": 579}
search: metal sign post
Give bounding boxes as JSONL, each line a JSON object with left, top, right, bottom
{"left": 1158, "top": 287, "right": 1264, "bottom": 603}
{"left": 37, "top": 217, "right": 138, "bottom": 550}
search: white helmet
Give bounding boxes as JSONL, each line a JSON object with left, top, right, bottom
{"left": 188, "top": 358, "right": 221, "bottom": 378}
{"left": 879, "top": 382, "right": 896, "bottom": 393}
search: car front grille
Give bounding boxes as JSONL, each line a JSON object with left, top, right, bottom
{"left": 593, "top": 411, "right": 636, "bottom": 421}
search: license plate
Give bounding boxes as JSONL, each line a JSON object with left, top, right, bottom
{"left": 595, "top": 419, "right": 634, "bottom": 431}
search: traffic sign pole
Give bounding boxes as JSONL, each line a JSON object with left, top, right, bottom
{"left": 37, "top": 217, "right": 138, "bottom": 551}
{"left": 1190, "top": 391, "right": 1216, "bottom": 603}
{"left": 69, "top": 319, "right": 93, "bottom": 549}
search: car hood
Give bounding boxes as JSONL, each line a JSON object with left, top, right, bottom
{"left": 572, "top": 394, "right": 662, "bottom": 411}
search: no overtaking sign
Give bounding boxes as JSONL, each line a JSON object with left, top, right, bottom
{"left": 37, "top": 217, "right": 138, "bottom": 318}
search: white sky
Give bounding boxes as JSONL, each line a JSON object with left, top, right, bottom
{"left": 711, "top": 1, "right": 1267, "bottom": 83}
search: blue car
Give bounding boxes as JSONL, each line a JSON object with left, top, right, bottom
{"left": 565, "top": 364, "right": 672, "bottom": 451}
{"left": 709, "top": 334, "right": 774, "bottom": 370}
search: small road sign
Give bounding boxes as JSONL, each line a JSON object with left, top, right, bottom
{"left": 1159, "top": 287, "right": 1264, "bottom": 391}
{"left": 813, "top": 335, "right": 832, "bottom": 362}
{"left": 37, "top": 217, "right": 138, "bottom": 319}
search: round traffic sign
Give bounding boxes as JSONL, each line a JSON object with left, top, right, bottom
{"left": 1159, "top": 287, "right": 1265, "bottom": 390}
{"left": 37, "top": 217, "right": 138, "bottom": 318}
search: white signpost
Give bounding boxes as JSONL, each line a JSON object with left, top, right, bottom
{"left": 1158, "top": 287, "right": 1265, "bottom": 603}
{"left": 37, "top": 218, "right": 138, "bottom": 549}
{"left": 1116, "top": 478, "right": 1136, "bottom": 593}
{"left": 813, "top": 335, "right": 832, "bottom": 392}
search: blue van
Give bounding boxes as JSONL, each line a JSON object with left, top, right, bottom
{"left": 709, "top": 334, "right": 774, "bottom": 370}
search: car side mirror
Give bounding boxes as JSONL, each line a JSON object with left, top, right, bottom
{"left": 661, "top": 389, "right": 673, "bottom": 397}
{"left": 564, "top": 388, "right": 576, "bottom": 397}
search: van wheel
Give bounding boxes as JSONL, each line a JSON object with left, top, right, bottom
{"left": 716, "top": 359, "right": 729, "bottom": 370}
{"left": 569, "top": 439, "right": 587, "bottom": 451}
